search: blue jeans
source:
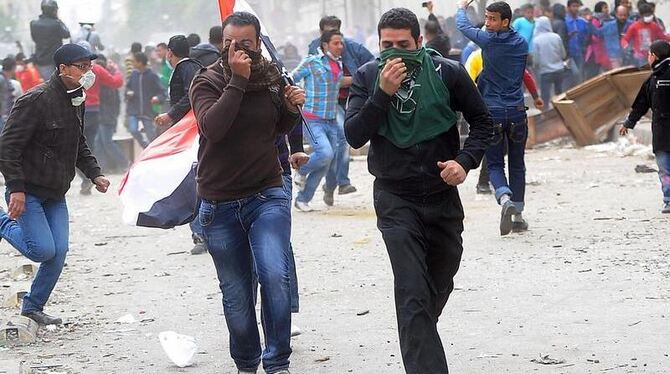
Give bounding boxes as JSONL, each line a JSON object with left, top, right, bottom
{"left": 127, "top": 115, "right": 156, "bottom": 148}
{"left": 324, "top": 106, "right": 352, "bottom": 192}
{"left": 296, "top": 118, "right": 338, "bottom": 203}
{"left": 0, "top": 193, "right": 69, "bottom": 314}
{"left": 199, "top": 187, "right": 292, "bottom": 373}
{"left": 486, "top": 110, "right": 528, "bottom": 212}
{"left": 95, "top": 123, "right": 129, "bottom": 173}
{"left": 656, "top": 151, "right": 670, "bottom": 203}
{"left": 282, "top": 174, "right": 300, "bottom": 312}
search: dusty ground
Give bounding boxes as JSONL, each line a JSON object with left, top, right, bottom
{"left": 1, "top": 142, "right": 669, "bottom": 374}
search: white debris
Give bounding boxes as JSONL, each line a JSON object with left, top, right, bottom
{"left": 159, "top": 331, "right": 197, "bottom": 368}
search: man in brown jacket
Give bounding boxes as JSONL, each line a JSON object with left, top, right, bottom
{"left": 189, "top": 12, "right": 304, "bottom": 374}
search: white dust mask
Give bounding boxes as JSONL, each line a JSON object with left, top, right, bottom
{"left": 79, "top": 70, "right": 96, "bottom": 90}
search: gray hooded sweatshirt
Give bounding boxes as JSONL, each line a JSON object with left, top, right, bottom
{"left": 532, "top": 17, "right": 567, "bottom": 75}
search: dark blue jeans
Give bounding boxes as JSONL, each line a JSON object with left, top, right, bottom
{"left": 656, "top": 151, "right": 670, "bottom": 203}
{"left": 486, "top": 110, "right": 528, "bottom": 212}
{"left": 199, "top": 186, "right": 292, "bottom": 373}
{"left": 127, "top": 115, "right": 156, "bottom": 148}
{"left": 95, "top": 123, "right": 129, "bottom": 173}
{"left": 0, "top": 193, "right": 69, "bottom": 314}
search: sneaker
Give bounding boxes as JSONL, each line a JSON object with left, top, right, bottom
{"left": 190, "top": 243, "right": 208, "bottom": 255}
{"left": 294, "top": 201, "right": 313, "bottom": 212}
{"left": 500, "top": 200, "right": 518, "bottom": 236}
{"left": 476, "top": 183, "right": 492, "bottom": 195}
{"left": 338, "top": 185, "right": 357, "bottom": 195}
{"left": 294, "top": 173, "right": 306, "bottom": 192}
{"left": 662, "top": 203, "right": 670, "bottom": 214}
{"left": 511, "top": 219, "right": 529, "bottom": 233}
{"left": 323, "top": 189, "right": 334, "bottom": 206}
{"left": 190, "top": 234, "right": 208, "bottom": 255}
{"left": 21, "top": 311, "right": 62, "bottom": 326}
{"left": 272, "top": 371, "right": 290, "bottom": 374}
{"left": 291, "top": 323, "right": 302, "bottom": 337}
{"left": 80, "top": 185, "right": 92, "bottom": 196}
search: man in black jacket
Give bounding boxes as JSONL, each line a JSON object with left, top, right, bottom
{"left": 154, "top": 35, "right": 202, "bottom": 134}
{"left": 30, "top": 0, "right": 70, "bottom": 80}
{"left": 620, "top": 40, "right": 670, "bottom": 213}
{"left": 424, "top": 1, "right": 452, "bottom": 57}
{"left": 344, "top": 8, "right": 494, "bottom": 374}
{"left": 0, "top": 44, "right": 110, "bottom": 326}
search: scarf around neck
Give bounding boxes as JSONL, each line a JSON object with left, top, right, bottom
{"left": 375, "top": 47, "right": 458, "bottom": 149}
{"left": 220, "top": 46, "right": 283, "bottom": 92}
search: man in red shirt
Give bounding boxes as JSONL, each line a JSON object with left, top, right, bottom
{"left": 15, "top": 53, "right": 43, "bottom": 92}
{"left": 622, "top": 3, "right": 670, "bottom": 66}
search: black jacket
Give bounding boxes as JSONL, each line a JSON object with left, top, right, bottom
{"left": 126, "top": 69, "right": 166, "bottom": 117}
{"left": 168, "top": 58, "right": 202, "bottom": 123}
{"left": 190, "top": 43, "right": 220, "bottom": 68}
{"left": 30, "top": 14, "right": 70, "bottom": 66}
{"left": 345, "top": 56, "right": 494, "bottom": 198}
{"left": 427, "top": 35, "right": 452, "bottom": 58}
{"left": 625, "top": 58, "right": 670, "bottom": 153}
{"left": 0, "top": 73, "right": 101, "bottom": 199}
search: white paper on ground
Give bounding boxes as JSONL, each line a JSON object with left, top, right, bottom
{"left": 159, "top": 331, "right": 197, "bottom": 368}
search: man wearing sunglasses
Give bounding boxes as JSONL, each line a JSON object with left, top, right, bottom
{"left": 0, "top": 44, "right": 110, "bottom": 326}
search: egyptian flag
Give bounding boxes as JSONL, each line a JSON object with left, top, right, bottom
{"left": 119, "top": 0, "right": 263, "bottom": 228}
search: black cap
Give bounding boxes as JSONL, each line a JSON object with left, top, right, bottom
{"left": 53, "top": 43, "right": 98, "bottom": 66}
{"left": 167, "top": 35, "right": 190, "bottom": 58}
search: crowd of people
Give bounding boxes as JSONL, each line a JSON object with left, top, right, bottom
{"left": 0, "top": 0, "right": 669, "bottom": 374}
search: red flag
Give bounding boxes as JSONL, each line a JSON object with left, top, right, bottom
{"left": 218, "top": 0, "right": 236, "bottom": 20}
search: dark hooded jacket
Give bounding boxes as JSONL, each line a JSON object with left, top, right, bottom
{"left": 624, "top": 58, "right": 670, "bottom": 152}
{"left": 190, "top": 43, "right": 220, "bottom": 67}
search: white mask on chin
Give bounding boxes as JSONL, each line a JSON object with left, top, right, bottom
{"left": 643, "top": 15, "right": 654, "bottom": 23}
{"left": 71, "top": 91, "right": 86, "bottom": 106}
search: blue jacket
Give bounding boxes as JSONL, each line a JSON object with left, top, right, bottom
{"left": 308, "top": 37, "right": 374, "bottom": 75}
{"left": 598, "top": 18, "right": 632, "bottom": 59}
{"left": 565, "top": 14, "right": 591, "bottom": 60}
{"left": 456, "top": 8, "right": 528, "bottom": 113}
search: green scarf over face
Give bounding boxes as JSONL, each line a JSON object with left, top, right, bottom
{"left": 376, "top": 47, "right": 458, "bottom": 149}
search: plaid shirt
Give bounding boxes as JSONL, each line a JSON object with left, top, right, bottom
{"left": 291, "top": 53, "right": 343, "bottom": 120}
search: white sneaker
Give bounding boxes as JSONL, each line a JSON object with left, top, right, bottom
{"left": 291, "top": 324, "right": 302, "bottom": 337}
{"left": 294, "top": 201, "right": 313, "bottom": 212}
{"left": 294, "top": 173, "right": 306, "bottom": 192}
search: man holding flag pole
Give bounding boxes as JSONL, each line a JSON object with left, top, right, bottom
{"left": 190, "top": 5, "right": 305, "bottom": 373}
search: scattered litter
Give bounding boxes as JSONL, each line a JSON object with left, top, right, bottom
{"left": 315, "top": 356, "right": 330, "bottom": 362}
{"left": 331, "top": 233, "right": 343, "bottom": 238}
{"left": 356, "top": 310, "right": 370, "bottom": 316}
{"left": 167, "top": 251, "right": 188, "bottom": 256}
{"left": 531, "top": 354, "right": 566, "bottom": 365}
{"left": 159, "top": 331, "right": 197, "bottom": 368}
{"left": 154, "top": 272, "right": 171, "bottom": 277}
{"left": 578, "top": 269, "right": 592, "bottom": 273}
{"left": 94, "top": 242, "right": 108, "bottom": 247}
{"left": 45, "top": 325, "right": 58, "bottom": 332}
{"left": 103, "top": 328, "right": 137, "bottom": 334}
{"left": 10, "top": 263, "right": 37, "bottom": 281}
{"left": 585, "top": 138, "right": 653, "bottom": 159}
{"left": 115, "top": 314, "right": 137, "bottom": 324}
{"left": 635, "top": 165, "right": 658, "bottom": 173}
{"left": 628, "top": 320, "right": 642, "bottom": 327}
{"left": 353, "top": 238, "right": 371, "bottom": 245}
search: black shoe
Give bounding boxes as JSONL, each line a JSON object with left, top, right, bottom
{"left": 190, "top": 243, "right": 208, "bottom": 255}
{"left": 22, "top": 311, "right": 62, "bottom": 326}
{"left": 476, "top": 183, "right": 492, "bottom": 194}
{"left": 191, "top": 234, "right": 208, "bottom": 255}
{"left": 338, "top": 185, "right": 357, "bottom": 195}
{"left": 511, "top": 219, "right": 529, "bottom": 233}
{"left": 500, "top": 201, "right": 518, "bottom": 236}
{"left": 323, "top": 189, "right": 334, "bottom": 206}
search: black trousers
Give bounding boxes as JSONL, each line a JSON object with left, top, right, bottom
{"left": 373, "top": 186, "right": 464, "bottom": 374}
